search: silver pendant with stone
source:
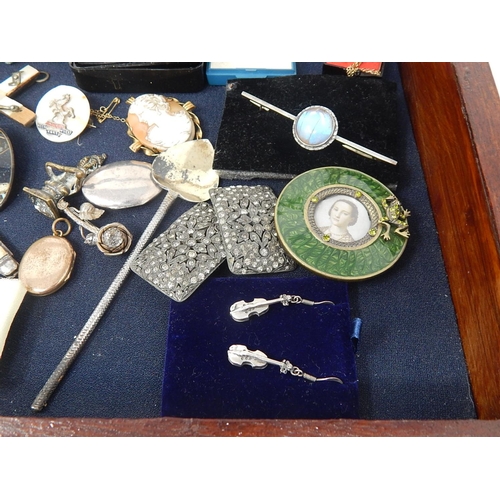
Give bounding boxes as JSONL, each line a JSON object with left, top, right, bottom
{"left": 57, "top": 199, "right": 133, "bottom": 256}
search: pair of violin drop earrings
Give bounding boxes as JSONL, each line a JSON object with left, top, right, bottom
{"left": 227, "top": 293, "right": 344, "bottom": 384}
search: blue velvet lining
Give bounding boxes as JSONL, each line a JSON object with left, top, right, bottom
{"left": 162, "top": 276, "right": 358, "bottom": 419}
{"left": 0, "top": 62, "right": 477, "bottom": 419}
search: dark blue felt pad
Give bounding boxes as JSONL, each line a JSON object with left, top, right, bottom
{"left": 162, "top": 276, "right": 358, "bottom": 419}
{"left": 0, "top": 62, "right": 476, "bottom": 420}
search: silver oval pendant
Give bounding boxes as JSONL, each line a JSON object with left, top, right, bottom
{"left": 82, "top": 160, "right": 162, "bottom": 209}
{"left": 0, "top": 128, "right": 14, "bottom": 210}
{"left": 19, "top": 234, "right": 76, "bottom": 296}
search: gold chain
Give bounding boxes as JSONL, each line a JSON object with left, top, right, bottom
{"left": 90, "top": 97, "right": 126, "bottom": 123}
{"left": 346, "top": 62, "right": 382, "bottom": 77}
{"left": 90, "top": 109, "right": 126, "bottom": 122}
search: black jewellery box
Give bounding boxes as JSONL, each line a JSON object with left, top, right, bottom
{"left": 69, "top": 62, "right": 206, "bottom": 93}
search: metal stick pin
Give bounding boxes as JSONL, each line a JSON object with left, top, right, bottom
{"left": 241, "top": 91, "right": 397, "bottom": 166}
{"left": 31, "top": 190, "right": 178, "bottom": 411}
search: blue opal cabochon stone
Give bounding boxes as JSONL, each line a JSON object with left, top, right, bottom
{"left": 292, "top": 106, "right": 338, "bottom": 150}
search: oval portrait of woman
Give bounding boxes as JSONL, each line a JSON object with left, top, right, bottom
{"left": 306, "top": 186, "right": 382, "bottom": 250}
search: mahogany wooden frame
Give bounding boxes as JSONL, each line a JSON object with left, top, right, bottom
{"left": 1, "top": 62, "right": 499, "bottom": 436}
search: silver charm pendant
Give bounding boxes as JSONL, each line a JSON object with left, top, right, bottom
{"left": 18, "top": 218, "right": 76, "bottom": 296}
{"left": 230, "top": 294, "right": 335, "bottom": 322}
{"left": 227, "top": 345, "right": 344, "bottom": 383}
{"left": 82, "top": 160, "right": 162, "bottom": 209}
{"left": 57, "top": 200, "right": 133, "bottom": 256}
{"left": 35, "top": 85, "right": 91, "bottom": 142}
{"left": 23, "top": 154, "right": 106, "bottom": 219}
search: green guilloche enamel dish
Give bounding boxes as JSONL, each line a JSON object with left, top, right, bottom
{"left": 275, "top": 167, "right": 410, "bottom": 280}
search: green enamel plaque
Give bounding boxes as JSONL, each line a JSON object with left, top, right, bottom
{"left": 275, "top": 167, "right": 410, "bottom": 280}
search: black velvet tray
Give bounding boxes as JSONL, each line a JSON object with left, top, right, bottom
{"left": 214, "top": 75, "right": 400, "bottom": 190}
{"left": 162, "top": 276, "right": 358, "bottom": 419}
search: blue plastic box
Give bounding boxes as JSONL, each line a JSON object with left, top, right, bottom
{"left": 206, "top": 62, "right": 296, "bottom": 85}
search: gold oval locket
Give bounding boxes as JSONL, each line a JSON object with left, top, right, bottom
{"left": 18, "top": 218, "right": 76, "bottom": 296}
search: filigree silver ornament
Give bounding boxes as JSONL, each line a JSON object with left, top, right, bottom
{"left": 209, "top": 185, "right": 296, "bottom": 275}
{"left": 131, "top": 202, "right": 226, "bottom": 302}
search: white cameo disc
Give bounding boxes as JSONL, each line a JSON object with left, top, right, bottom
{"left": 35, "top": 85, "right": 90, "bottom": 143}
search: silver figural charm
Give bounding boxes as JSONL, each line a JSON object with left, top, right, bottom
{"left": 227, "top": 344, "right": 343, "bottom": 383}
{"left": 24, "top": 154, "right": 107, "bottom": 219}
{"left": 229, "top": 294, "right": 335, "bottom": 322}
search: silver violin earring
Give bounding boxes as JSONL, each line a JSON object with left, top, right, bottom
{"left": 227, "top": 344, "right": 343, "bottom": 384}
{"left": 229, "top": 294, "right": 335, "bottom": 322}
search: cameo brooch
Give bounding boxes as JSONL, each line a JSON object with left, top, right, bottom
{"left": 126, "top": 94, "right": 202, "bottom": 155}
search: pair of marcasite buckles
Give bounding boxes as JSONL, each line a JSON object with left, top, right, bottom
{"left": 131, "top": 185, "right": 296, "bottom": 302}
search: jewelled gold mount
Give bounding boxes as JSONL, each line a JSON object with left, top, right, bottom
{"left": 305, "top": 184, "right": 383, "bottom": 251}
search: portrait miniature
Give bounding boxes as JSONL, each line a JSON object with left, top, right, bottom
{"left": 306, "top": 186, "right": 381, "bottom": 250}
